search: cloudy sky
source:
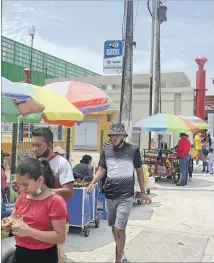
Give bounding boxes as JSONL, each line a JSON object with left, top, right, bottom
{"left": 2, "top": 0, "right": 214, "bottom": 93}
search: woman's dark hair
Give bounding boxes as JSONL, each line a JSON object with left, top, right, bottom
{"left": 16, "top": 158, "right": 55, "bottom": 189}
{"left": 80, "top": 155, "right": 92, "bottom": 164}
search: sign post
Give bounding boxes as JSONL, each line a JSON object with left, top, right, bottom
{"left": 103, "top": 40, "right": 123, "bottom": 74}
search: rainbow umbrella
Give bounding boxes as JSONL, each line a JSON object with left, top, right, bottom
{"left": 2, "top": 78, "right": 44, "bottom": 122}
{"left": 179, "top": 115, "right": 210, "bottom": 130}
{"left": 2, "top": 82, "right": 84, "bottom": 124}
{"left": 44, "top": 81, "right": 113, "bottom": 114}
{"left": 2, "top": 77, "right": 31, "bottom": 100}
{"left": 132, "top": 113, "right": 198, "bottom": 132}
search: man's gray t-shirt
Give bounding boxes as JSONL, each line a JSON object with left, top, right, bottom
{"left": 72, "top": 163, "right": 93, "bottom": 179}
{"left": 99, "top": 142, "right": 142, "bottom": 199}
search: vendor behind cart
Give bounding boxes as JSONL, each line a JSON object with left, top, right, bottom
{"left": 73, "top": 155, "right": 93, "bottom": 181}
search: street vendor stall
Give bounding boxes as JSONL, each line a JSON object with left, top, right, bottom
{"left": 133, "top": 113, "right": 210, "bottom": 183}
{"left": 67, "top": 181, "right": 99, "bottom": 237}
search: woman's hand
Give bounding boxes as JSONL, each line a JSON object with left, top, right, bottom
{"left": 12, "top": 181, "right": 22, "bottom": 195}
{"left": 2, "top": 217, "right": 14, "bottom": 232}
{"left": 11, "top": 221, "right": 32, "bottom": 237}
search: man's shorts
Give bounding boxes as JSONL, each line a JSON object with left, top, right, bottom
{"left": 106, "top": 196, "right": 133, "bottom": 230}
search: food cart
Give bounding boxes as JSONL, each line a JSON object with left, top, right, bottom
{"left": 67, "top": 183, "right": 100, "bottom": 237}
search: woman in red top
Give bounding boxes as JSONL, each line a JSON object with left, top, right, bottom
{"left": 2, "top": 158, "right": 68, "bottom": 263}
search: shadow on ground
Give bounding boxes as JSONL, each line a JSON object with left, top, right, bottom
{"left": 65, "top": 193, "right": 161, "bottom": 253}
{"left": 156, "top": 177, "right": 214, "bottom": 189}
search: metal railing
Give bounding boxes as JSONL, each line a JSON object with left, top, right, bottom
{"left": 1, "top": 36, "right": 100, "bottom": 78}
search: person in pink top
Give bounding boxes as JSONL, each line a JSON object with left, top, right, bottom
{"left": 1, "top": 165, "right": 10, "bottom": 203}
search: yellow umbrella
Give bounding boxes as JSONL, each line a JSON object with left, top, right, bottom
{"left": 13, "top": 83, "right": 84, "bottom": 124}
{"left": 34, "top": 86, "right": 84, "bottom": 122}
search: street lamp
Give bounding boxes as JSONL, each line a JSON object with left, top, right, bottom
{"left": 28, "top": 25, "right": 35, "bottom": 84}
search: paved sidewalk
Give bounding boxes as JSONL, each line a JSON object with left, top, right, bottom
{"left": 65, "top": 168, "right": 214, "bottom": 262}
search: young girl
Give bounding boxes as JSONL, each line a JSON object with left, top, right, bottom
{"left": 2, "top": 158, "right": 68, "bottom": 263}
{"left": 207, "top": 148, "right": 214, "bottom": 174}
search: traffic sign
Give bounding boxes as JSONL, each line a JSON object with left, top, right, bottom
{"left": 103, "top": 40, "right": 123, "bottom": 74}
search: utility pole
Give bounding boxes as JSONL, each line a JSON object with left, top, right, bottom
{"left": 119, "top": 0, "right": 135, "bottom": 141}
{"left": 152, "top": 0, "right": 161, "bottom": 116}
{"left": 148, "top": 0, "right": 155, "bottom": 148}
{"left": 148, "top": 0, "right": 167, "bottom": 148}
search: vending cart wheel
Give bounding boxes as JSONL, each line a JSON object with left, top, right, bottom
{"left": 147, "top": 189, "right": 151, "bottom": 195}
{"left": 84, "top": 226, "right": 90, "bottom": 237}
{"left": 95, "top": 217, "right": 100, "bottom": 228}
{"left": 172, "top": 168, "right": 180, "bottom": 184}
{"left": 137, "top": 199, "right": 142, "bottom": 206}
{"left": 155, "top": 176, "right": 161, "bottom": 182}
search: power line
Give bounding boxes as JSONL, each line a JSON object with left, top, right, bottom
{"left": 133, "top": 0, "right": 140, "bottom": 29}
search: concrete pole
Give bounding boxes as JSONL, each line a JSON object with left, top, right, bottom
{"left": 119, "top": 0, "right": 134, "bottom": 141}
{"left": 151, "top": 0, "right": 161, "bottom": 147}
{"left": 148, "top": 0, "right": 155, "bottom": 148}
{"left": 152, "top": 0, "right": 161, "bottom": 115}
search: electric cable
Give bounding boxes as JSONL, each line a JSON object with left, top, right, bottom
{"left": 133, "top": 0, "right": 139, "bottom": 30}
{"left": 147, "top": 0, "right": 152, "bottom": 17}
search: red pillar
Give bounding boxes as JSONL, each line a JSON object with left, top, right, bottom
{"left": 195, "top": 56, "right": 208, "bottom": 120}
{"left": 24, "top": 68, "right": 32, "bottom": 84}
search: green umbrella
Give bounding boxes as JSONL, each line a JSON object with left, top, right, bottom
{"left": 1, "top": 97, "right": 42, "bottom": 123}
{"left": 1, "top": 113, "right": 42, "bottom": 123}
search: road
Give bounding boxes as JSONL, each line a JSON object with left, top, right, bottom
{"left": 65, "top": 167, "right": 214, "bottom": 262}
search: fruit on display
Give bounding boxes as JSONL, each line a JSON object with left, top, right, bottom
{"left": 1, "top": 229, "right": 9, "bottom": 239}
{"left": 2, "top": 216, "right": 14, "bottom": 227}
{"left": 2, "top": 215, "right": 23, "bottom": 228}
{"left": 74, "top": 179, "right": 91, "bottom": 188}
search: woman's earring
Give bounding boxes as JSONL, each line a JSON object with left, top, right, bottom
{"left": 36, "top": 187, "right": 42, "bottom": 195}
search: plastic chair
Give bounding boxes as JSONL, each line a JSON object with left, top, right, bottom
{"left": 97, "top": 193, "right": 107, "bottom": 220}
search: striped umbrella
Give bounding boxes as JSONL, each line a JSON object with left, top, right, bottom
{"left": 179, "top": 115, "right": 210, "bottom": 130}
{"left": 44, "top": 81, "right": 115, "bottom": 114}
{"left": 2, "top": 82, "right": 84, "bottom": 125}
{"left": 132, "top": 113, "right": 199, "bottom": 132}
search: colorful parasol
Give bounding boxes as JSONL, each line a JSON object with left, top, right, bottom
{"left": 2, "top": 78, "right": 44, "bottom": 122}
{"left": 179, "top": 115, "right": 210, "bottom": 130}
{"left": 44, "top": 81, "right": 114, "bottom": 114}
{"left": 2, "top": 81, "right": 84, "bottom": 124}
{"left": 2, "top": 77, "right": 31, "bottom": 100}
{"left": 132, "top": 113, "right": 199, "bottom": 132}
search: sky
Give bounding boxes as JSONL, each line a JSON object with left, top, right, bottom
{"left": 2, "top": 0, "right": 214, "bottom": 94}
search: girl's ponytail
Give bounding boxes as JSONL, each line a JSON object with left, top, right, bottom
{"left": 40, "top": 159, "right": 56, "bottom": 189}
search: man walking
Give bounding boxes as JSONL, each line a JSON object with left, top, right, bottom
{"left": 88, "top": 123, "right": 151, "bottom": 263}
{"left": 176, "top": 133, "right": 191, "bottom": 186}
{"left": 13, "top": 127, "right": 74, "bottom": 263}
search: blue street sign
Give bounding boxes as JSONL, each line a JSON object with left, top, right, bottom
{"left": 103, "top": 40, "right": 123, "bottom": 74}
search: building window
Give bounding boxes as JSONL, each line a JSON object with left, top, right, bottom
{"left": 133, "top": 82, "right": 166, "bottom": 89}
{"left": 101, "top": 85, "right": 107, "bottom": 90}
{"left": 133, "top": 83, "right": 149, "bottom": 89}
{"left": 112, "top": 84, "right": 118, "bottom": 90}
{"left": 160, "top": 82, "right": 167, "bottom": 88}
{"left": 74, "top": 119, "right": 98, "bottom": 150}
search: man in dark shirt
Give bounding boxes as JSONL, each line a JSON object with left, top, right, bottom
{"left": 88, "top": 123, "right": 151, "bottom": 263}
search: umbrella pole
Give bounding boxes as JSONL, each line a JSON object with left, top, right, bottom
{"left": 15, "top": 117, "right": 21, "bottom": 167}
{"left": 11, "top": 124, "right": 18, "bottom": 174}
{"left": 66, "top": 128, "right": 71, "bottom": 161}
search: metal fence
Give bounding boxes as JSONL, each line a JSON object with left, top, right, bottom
{"left": 2, "top": 123, "right": 68, "bottom": 171}
{"left": 1, "top": 36, "right": 100, "bottom": 79}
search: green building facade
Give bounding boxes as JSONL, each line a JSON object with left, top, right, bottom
{"left": 1, "top": 36, "right": 100, "bottom": 86}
